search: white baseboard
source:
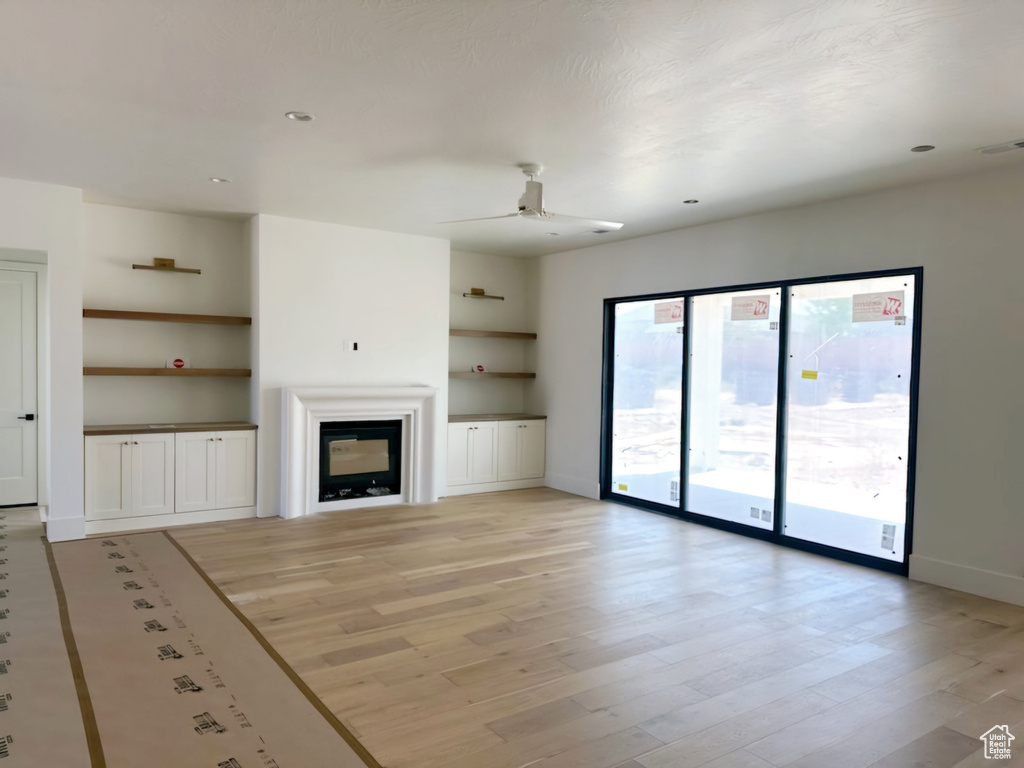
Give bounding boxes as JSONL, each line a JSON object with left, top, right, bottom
{"left": 909, "top": 554, "right": 1024, "bottom": 607}
{"left": 45, "top": 515, "right": 86, "bottom": 542}
{"left": 444, "top": 478, "right": 545, "bottom": 497}
{"left": 84, "top": 506, "right": 257, "bottom": 536}
{"left": 544, "top": 472, "right": 600, "bottom": 500}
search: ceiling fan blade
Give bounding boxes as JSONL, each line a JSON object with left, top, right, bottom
{"left": 540, "top": 211, "right": 624, "bottom": 231}
{"left": 437, "top": 212, "right": 521, "bottom": 225}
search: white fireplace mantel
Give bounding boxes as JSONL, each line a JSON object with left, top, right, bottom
{"left": 281, "top": 386, "right": 438, "bottom": 518}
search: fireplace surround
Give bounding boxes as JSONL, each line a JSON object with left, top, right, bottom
{"left": 282, "top": 387, "right": 438, "bottom": 517}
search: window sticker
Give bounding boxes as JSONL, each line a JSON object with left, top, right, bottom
{"left": 852, "top": 291, "right": 904, "bottom": 322}
{"left": 654, "top": 301, "right": 684, "bottom": 324}
{"left": 730, "top": 295, "right": 770, "bottom": 321}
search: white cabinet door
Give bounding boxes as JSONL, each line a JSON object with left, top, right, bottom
{"left": 85, "top": 435, "right": 132, "bottom": 520}
{"left": 519, "top": 421, "right": 546, "bottom": 479}
{"left": 470, "top": 422, "right": 498, "bottom": 484}
{"left": 216, "top": 430, "right": 256, "bottom": 509}
{"left": 497, "top": 421, "right": 522, "bottom": 481}
{"left": 447, "top": 423, "right": 473, "bottom": 487}
{"left": 132, "top": 433, "right": 175, "bottom": 518}
{"left": 175, "top": 432, "right": 217, "bottom": 513}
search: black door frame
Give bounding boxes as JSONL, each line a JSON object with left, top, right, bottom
{"left": 599, "top": 266, "right": 924, "bottom": 576}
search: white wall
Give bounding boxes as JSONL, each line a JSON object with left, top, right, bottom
{"left": 532, "top": 164, "right": 1024, "bottom": 606}
{"left": 0, "top": 177, "right": 83, "bottom": 541}
{"left": 254, "top": 215, "right": 450, "bottom": 516}
{"left": 82, "top": 205, "right": 251, "bottom": 424}
{"left": 448, "top": 250, "right": 538, "bottom": 415}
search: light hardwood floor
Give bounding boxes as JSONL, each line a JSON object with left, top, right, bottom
{"left": 172, "top": 488, "right": 1024, "bottom": 768}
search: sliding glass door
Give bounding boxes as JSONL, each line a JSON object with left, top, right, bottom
{"left": 687, "top": 289, "right": 780, "bottom": 529}
{"left": 783, "top": 275, "right": 915, "bottom": 561}
{"left": 608, "top": 298, "right": 683, "bottom": 507}
{"left": 602, "top": 269, "right": 920, "bottom": 571}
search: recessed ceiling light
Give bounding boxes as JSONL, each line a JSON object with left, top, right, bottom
{"left": 683, "top": 199, "right": 699, "bottom": 204}
{"left": 285, "top": 111, "right": 315, "bottom": 122}
{"left": 592, "top": 229, "right": 610, "bottom": 234}
{"left": 546, "top": 232, "right": 559, "bottom": 236}
{"left": 911, "top": 145, "right": 935, "bottom": 152}
{"left": 209, "top": 177, "right": 231, "bottom": 183}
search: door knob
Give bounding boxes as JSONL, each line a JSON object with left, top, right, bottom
{"left": 16, "top": 414, "right": 34, "bottom": 421}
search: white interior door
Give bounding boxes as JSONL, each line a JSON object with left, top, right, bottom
{"left": 0, "top": 269, "right": 37, "bottom": 506}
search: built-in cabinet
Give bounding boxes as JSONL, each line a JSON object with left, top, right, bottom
{"left": 497, "top": 420, "right": 546, "bottom": 481}
{"left": 84, "top": 432, "right": 175, "bottom": 520}
{"left": 447, "top": 421, "right": 499, "bottom": 486}
{"left": 447, "top": 317, "right": 546, "bottom": 494}
{"left": 84, "top": 424, "right": 256, "bottom": 534}
{"left": 174, "top": 430, "right": 256, "bottom": 513}
{"left": 446, "top": 416, "right": 545, "bottom": 495}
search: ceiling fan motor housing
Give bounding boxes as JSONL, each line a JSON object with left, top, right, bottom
{"left": 518, "top": 180, "right": 544, "bottom": 213}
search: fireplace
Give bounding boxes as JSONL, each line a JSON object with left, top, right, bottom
{"left": 319, "top": 420, "right": 402, "bottom": 502}
{"left": 282, "top": 386, "right": 438, "bottom": 517}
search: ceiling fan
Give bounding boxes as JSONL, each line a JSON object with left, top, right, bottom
{"left": 439, "top": 163, "right": 624, "bottom": 233}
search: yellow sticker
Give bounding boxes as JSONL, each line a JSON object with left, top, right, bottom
{"left": 801, "top": 370, "right": 818, "bottom": 380}
{"left": 617, "top": 483, "right": 628, "bottom": 491}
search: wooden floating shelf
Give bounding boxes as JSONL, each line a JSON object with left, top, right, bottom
{"left": 449, "top": 329, "right": 537, "bottom": 340}
{"left": 449, "top": 372, "right": 536, "bottom": 379}
{"left": 132, "top": 264, "right": 202, "bottom": 275}
{"left": 462, "top": 288, "right": 504, "bottom": 300}
{"left": 84, "top": 309, "right": 252, "bottom": 326}
{"left": 84, "top": 367, "right": 252, "bottom": 378}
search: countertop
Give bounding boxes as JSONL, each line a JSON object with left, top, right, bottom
{"left": 84, "top": 422, "right": 257, "bottom": 436}
{"left": 448, "top": 413, "right": 546, "bottom": 423}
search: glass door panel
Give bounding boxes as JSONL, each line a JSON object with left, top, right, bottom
{"left": 783, "top": 275, "right": 915, "bottom": 561}
{"left": 687, "top": 289, "right": 780, "bottom": 528}
{"left": 609, "top": 298, "right": 684, "bottom": 506}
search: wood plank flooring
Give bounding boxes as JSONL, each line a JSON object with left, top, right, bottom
{"left": 171, "top": 488, "right": 1024, "bottom": 768}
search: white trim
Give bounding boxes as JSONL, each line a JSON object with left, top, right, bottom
{"left": 545, "top": 472, "right": 600, "bottom": 500}
{"left": 909, "top": 554, "right": 1024, "bottom": 607}
{"left": 444, "top": 478, "right": 545, "bottom": 497}
{"left": 0, "top": 260, "right": 48, "bottom": 508}
{"left": 282, "top": 386, "right": 438, "bottom": 518}
{"left": 45, "top": 514, "right": 85, "bottom": 542}
{"left": 83, "top": 505, "right": 257, "bottom": 536}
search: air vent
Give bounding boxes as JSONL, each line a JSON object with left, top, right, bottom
{"left": 977, "top": 139, "right": 1024, "bottom": 155}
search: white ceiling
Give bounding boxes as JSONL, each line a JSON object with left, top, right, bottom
{"left": 2, "top": 0, "right": 1024, "bottom": 257}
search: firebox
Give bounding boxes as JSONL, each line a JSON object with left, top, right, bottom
{"left": 319, "top": 420, "right": 402, "bottom": 502}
